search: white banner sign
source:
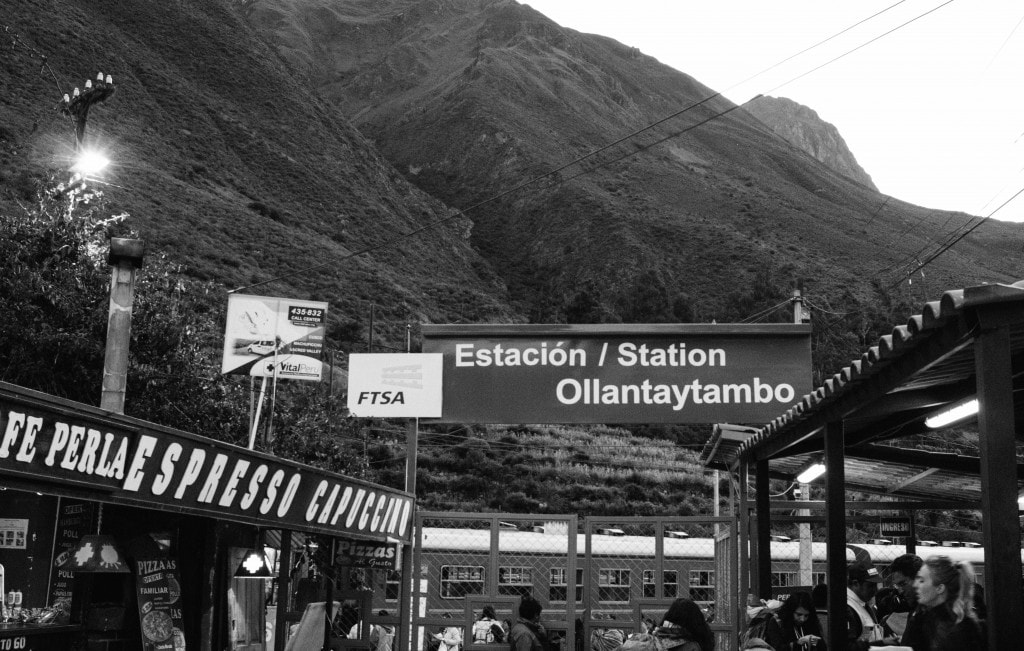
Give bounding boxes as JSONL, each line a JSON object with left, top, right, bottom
{"left": 221, "top": 294, "right": 328, "bottom": 381}
{"left": 347, "top": 354, "right": 444, "bottom": 417}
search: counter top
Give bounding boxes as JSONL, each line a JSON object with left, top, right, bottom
{"left": 0, "top": 622, "right": 81, "bottom": 636}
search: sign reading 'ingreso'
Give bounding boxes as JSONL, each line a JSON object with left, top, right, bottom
{"left": 422, "top": 324, "right": 812, "bottom": 423}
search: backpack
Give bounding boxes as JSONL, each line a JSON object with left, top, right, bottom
{"left": 474, "top": 619, "right": 497, "bottom": 643}
{"left": 740, "top": 610, "right": 777, "bottom": 649}
{"left": 490, "top": 623, "right": 506, "bottom": 643}
{"left": 619, "top": 633, "right": 664, "bottom": 651}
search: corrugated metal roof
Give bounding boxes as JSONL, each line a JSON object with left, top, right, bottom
{"left": 733, "top": 280, "right": 1024, "bottom": 500}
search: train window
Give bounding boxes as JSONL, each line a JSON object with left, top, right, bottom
{"left": 771, "top": 571, "right": 797, "bottom": 588}
{"left": 598, "top": 568, "right": 631, "bottom": 602}
{"left": 549, "top": 568, "right": 584, "bottom": 603}
{"left": 642, "top": 570, "right": 679, "bottom": 598}
{"left": 440, "top": 565, "right": 485, "bottom": 598}
{"left": 689, "top": 570, "right": 715, "bottom": 605}
{"left": 499, "top": 566, "right": 534, "bottom": 597}
{"left": 385, "top": 570, "right": 401, "bottom": 601}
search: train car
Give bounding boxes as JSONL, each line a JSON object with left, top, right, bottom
{"left": 409, "top": 527, "right": 1007, "bottom": 622}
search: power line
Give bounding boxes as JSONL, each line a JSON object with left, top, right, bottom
{"left": 886, "top": 185, "right": 1024, "bottom": 288}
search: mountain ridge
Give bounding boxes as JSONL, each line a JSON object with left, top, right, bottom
{"left": 745, "top": 95, "right": 877, "bottom": 191}
{"left": 246, "top": 0, "right": 1023, "bottom": 336}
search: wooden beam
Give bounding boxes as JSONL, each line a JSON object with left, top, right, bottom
{"left": 768, "top": 499, "right": 980, "bottom": 510}
{"left": 755, "top": 459, "right": 772, "bottom": 600}
{"left": 824, "top": 420, "right": 847, "bottom": 651}
{"left": 974, "top": 317, "right": 1024, "bottom": 650}
{"left": 888, "top": 467, "right": 940, "bottom": 493}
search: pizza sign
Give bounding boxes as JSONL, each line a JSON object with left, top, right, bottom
{"left": 134, "top": 555, "right": 185, "bottom": 650}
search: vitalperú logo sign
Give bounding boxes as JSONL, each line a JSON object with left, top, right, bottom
{"left": 346, "top": 354, "right": 444, "bottom": 418}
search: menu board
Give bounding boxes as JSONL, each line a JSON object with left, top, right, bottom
{"left": 0, "top": 518, "right": 28, "bottom": 549}
{"left": 134, "top": 555, "right": 186, "bottom": 650}
{"left": 48, "top": 500, "right": 95, "bottom": 606}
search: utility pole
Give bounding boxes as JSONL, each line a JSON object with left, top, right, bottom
{"left": 793, "top": 282, "right": 813, "bottom": 585}
{"left": 100, "top": 238, "right": 144, "bottom": 414}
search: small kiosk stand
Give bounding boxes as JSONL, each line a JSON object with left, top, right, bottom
{"left": 0, "top": 381, "right": 414, "bottom": 651}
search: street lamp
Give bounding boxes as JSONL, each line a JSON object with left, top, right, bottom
{"left": 60, "top": 72, "right": 115, "bottom": 152}
{"left": 71, "top": 149, "right": 110, "bottom": 176}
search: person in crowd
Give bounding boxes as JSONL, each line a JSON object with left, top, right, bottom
{"left": 510, "top": 596, "right": 546, "bottom": 651}
{"left": 777, "top": 591, "right": 825, "bottom": 651}
{"left": 811, "top": 584, "right": 829, "bottom": 636}
{"left": 741, "top": 639, "right": 775, "bottom": 651}
{"left": 652, "top": 597, "right": 715, "bottom": 651}
{"left": 376, "top": 610, "right": 396, "bottom": 651}
{"left": 886, "top": 554, "right": 924, "bottom": 648}
{"left": 845, "top": 562, "right": 884, "bottom": 650}
{"left": 435, "top": 613, "right": 464, "bottom": 651}
{"left": 743, "top": 596, "right": 785, "bottom": 651}
{"left": 912, "top": 555, "right": 985, "bottom": 651}
{"left": 637, "top": 614, "right": 656, "bottom": 635}
{"left": 590, "top": 613, "right": 625, "bottom": 651}
{"left": 473, "top": 606, "right": 502, "bottom": 644}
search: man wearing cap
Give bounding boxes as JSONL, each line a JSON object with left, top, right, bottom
{"left": 845, "top": 562, "right": 884, "bottom": 651}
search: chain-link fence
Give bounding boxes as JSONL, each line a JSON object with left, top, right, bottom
{"left": 406, "top": 514, "right": 738, "bottom": 651}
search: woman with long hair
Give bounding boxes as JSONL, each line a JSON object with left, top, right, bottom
{"left": 777, "top": 591, "right": 825, "bottom": 651}
{"left": 652, "top": 597, "right": 715, "bottom": 651}
{"left": 913, "top": 555, "right": 985, "bottom": 651}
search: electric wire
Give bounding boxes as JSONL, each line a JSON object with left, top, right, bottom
{"left": 886, "top": 185, "right": 1024, "bottom": 288}
{"left": 739, "top": 298, "right": 794, "bottom": 324}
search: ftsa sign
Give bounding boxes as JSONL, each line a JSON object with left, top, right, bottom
{"left": 347, "top": 353, "right": 443, "bottom": 418}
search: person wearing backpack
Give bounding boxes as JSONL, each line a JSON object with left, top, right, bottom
{"left": 652, "top": 597, "right": 715, "bottom": 651}
{"left": 474, "top": 606, "right": 501, "bottom": 644}
{"left": 742, "top": 597, "right": 785, "bottom": 651}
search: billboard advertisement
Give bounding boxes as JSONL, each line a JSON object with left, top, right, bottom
{"left": 421, "top": 324, "right": 812, "bottom": 424}
{"left": 221, "top": 294, "right": 328, "bottom": 381}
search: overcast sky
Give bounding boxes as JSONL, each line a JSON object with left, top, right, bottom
{"left": 525, "top": 0, "right": 1024, "bottom": 222}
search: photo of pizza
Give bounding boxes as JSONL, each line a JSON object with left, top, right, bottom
{"left": 142, "top": 609, "right": 174, "bottom": 642}
{"left": 166, "top": 576, "right": 180, "bottom": 605}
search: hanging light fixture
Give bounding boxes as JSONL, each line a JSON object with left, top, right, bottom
{"left": 60, "top": 503, "right": 130, "bottom": 573}
{"left": 925, "top": 398, "right": 979, "bottom": 429}
{"left": 234, "top": 529, "right": 272, "bottom": 579}
{"left": 796, "top": 457, "right": 826, "bottom": 484}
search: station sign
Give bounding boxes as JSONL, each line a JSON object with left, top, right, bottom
{"left": 421, "top": 324, "right": 812, "bottom": 424}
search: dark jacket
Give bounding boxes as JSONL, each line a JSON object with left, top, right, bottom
{"left": 895, "top": 606, "right": 925, "bottom": 651}
{"left": 510, "top": 619, "right": 546, "bottom": 651}
{"left": 914, "top": 604, "right": 985, "bottom": 651}
{"left": 779, "top": 619, "right": 827, "bottom": 651}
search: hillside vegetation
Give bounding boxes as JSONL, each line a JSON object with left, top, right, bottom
{"left": 0, "top": 0, "right": 1013, "bottom": 529}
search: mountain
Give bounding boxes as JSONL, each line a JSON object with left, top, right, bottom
{"left": 1, "top": 0, "right": 1009, "bottom": 522}
{"left": 1, "top": 0, "right": 519, "bottom": 348}
{"left": 246, "top": 0, "right": 1023, "bottom": 332}
{"left": 745, "top": 95, "right": 878, "bottom": 191}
